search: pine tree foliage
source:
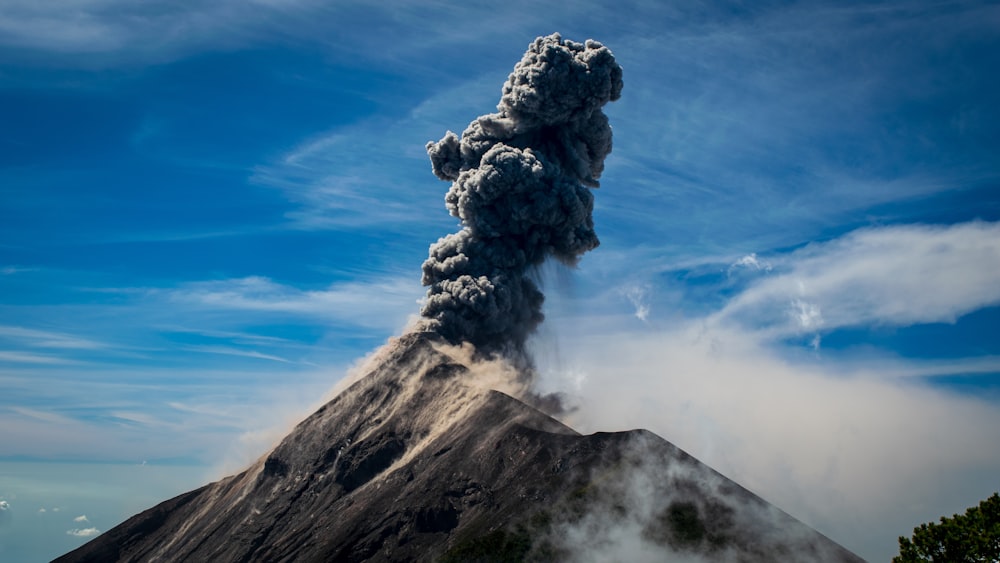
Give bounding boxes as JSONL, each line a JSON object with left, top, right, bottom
{"left": 893, "top": 492, "right": 1000, "bottom": 563}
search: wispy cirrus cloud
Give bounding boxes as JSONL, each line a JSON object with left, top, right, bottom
{"left": 250, "top": 73, "right": 499, "bottom": 231}
{"left": 7, "top": 406, "right": 79, "bottom": 425}
{"left": 0, "top": 324, "right": 146, "bottom": 367}
{"left": 180, "top": 345, "right": 299, "bottom": 365}
{"left": 165, "top": 275, "right": 423, "bottom": 332}
{"left": 0, "top": 351, "right": 77, "bottom": 365}
{"left": 0, "top": 326, "right": 107, "bottom": 350}
{"left": 0, "top": 0, "right": 589, "bottom": 70}
{"left": 154, "top": 326, "right": 296, "bottom": 346}
{"left": 106, "top": 410, "right": 166, "bottom": 427}
{"left": 599, "top": 1, "right": 1000, "bottom": 257}
{"left": 0, "top": 0, "right": 326, "bottom": 62}
{"left": 1, "top": 265, "right": 37, "bottom": 275}
{"left": 0, "top": 362, "right": 346, "bottom": 464}
{"left": 0, "top": 269, "right": 422, "bottom": 379}
{"left": 252, "top": 133, "right": 435, "bottom": 230}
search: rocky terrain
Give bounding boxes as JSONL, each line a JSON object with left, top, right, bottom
{"left": 56, "top": 332, "right": 862, "bottom": 562}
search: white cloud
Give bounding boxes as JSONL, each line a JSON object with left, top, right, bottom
{"left": 254, "top": 138, "right": 433, "bottom": 230}
{"left": 619, "top": 284, "right": 651, "bottom": 322}
{"left": 8, "top": 406, "right": 78, "bottom": 425}
{"left": 108, "top": 411, "right": 163, "bottom": 427}
{"left": 0, "top": 0, "right": 325, "bottom": 60}
{"left": 716, "top": 221, "right": 1000, "bottom": 338}
{"left": 0, "top": 351, "right": 76, "bottom": 364}
{"left": 532, "top": 220, "right": 1000, "bottom": 562}
{"left": 74, "top": 514, "right": 89, "bottom": 522}
{"left": 728, "top": 253, "right": 772, "bottom": 275}
{"left": 600, "top": 2, "right": 1000, "bottom": 262}
{"left": 249, "top": 74, "right": 498, "bottom": 231}
{"left": 0, "top": 326, "right": 111, "bottom": 367}
{"left": 155, "top": 326, "right": 295, "bottom": 346}
{"left": 0, "top": 325, "right": 107, "bottom": 350}
{"left": 0, "top": 500, "right": 9, "bottom": 510}
{"left": 66, "top": 527, "right": 100, "bottom": 537}
{"left": 181, "top": 345, "right": 297, "bottom": 364}
{"left": 0, "top": 0, "right": 578, "bottom": 69}
{"left": 166, "top": 275, "right": 423, "bottom": 332}
{"left": 790, "top": 299, "right": 823, "bottom": 331}
{"left": 1, "top": 265, "right": 36, "bottom": 275}
{"left": 538, "top": 320, "right": 1000, "bottom": 563}
{"left": 0, "top": 357, "right": 351, "bottom": 464}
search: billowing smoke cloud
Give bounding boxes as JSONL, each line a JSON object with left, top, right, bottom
{"left": 419, "top": 33, "right": 623, "bottom": 357}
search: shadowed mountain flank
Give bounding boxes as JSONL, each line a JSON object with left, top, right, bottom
{"left": 56, "top": 333, "right": 862, "bottom": 563}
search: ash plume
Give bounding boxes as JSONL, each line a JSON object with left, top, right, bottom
{"left": 419, "top": 33, "right": 623, "bottom": 357}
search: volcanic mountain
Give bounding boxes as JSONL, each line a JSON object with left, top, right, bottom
{"left": 57, "top": 332, "right": 861, "bottom": 562}
{"left": 58, "top": 34, "right": 863, "bottom": 562}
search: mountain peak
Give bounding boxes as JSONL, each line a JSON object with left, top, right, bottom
{"left": 57, "top": 333, "right": 862, "bottom": 562}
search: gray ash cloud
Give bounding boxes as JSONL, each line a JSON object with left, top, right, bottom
{"left": 419, "top": 33, "right": 623, "bottom": 357}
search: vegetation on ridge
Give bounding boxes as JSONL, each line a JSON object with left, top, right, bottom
{"left": 894, "top": 492, "right": 1000, "bottom": 563}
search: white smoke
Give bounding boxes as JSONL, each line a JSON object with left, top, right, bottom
{"left": 542, "top": 434, "right": 856, "bottom": 562}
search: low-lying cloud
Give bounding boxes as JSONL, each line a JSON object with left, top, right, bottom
{"left": 540, "top": 323, "right": 1000, "bottom": 561}
{"left": 535, "top": 221, "right": 1000, "bottom": 561}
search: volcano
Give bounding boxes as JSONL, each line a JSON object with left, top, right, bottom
{"left": 58, "top": 34, "right": 863, "bottom": 562}
{"left": 56, "top": 333, "right": 861, "bottom": 562}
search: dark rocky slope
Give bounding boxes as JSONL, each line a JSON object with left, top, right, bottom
{"left": 56, "top": 332, "right": 863, "bottom": 562}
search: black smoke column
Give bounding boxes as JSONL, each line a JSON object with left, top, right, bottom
{"left": 420, "top": 33, "right": 623, "bottom": 357}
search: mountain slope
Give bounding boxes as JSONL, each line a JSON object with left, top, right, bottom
{"left": 56, "top": 332, "right": 862, "bottom": 562}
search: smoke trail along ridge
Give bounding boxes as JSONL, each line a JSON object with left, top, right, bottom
{"left": 420, "top": 33, "right": 623, "bottom": 356}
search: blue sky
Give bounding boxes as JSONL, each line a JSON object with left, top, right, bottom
{"left": 1, "top": 1, "right": 999, "bottom": 561}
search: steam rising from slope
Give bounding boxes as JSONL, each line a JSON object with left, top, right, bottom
{"left": 419, "top": 33, "right": 623, "bottom": 356}
{"left": 545, "top": 434, "right": 854, "bottom": 563}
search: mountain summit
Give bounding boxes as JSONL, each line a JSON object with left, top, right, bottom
{"left": 57, "top": 333, "right": 862, "bottom": 562}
